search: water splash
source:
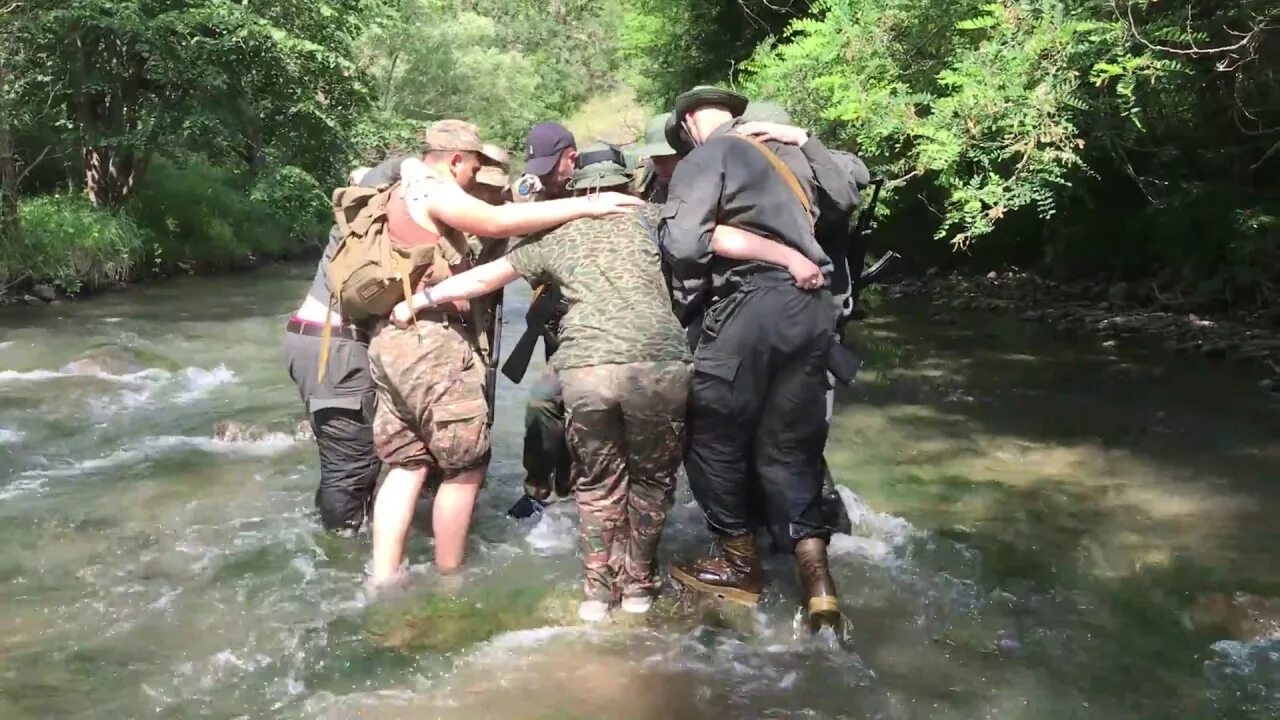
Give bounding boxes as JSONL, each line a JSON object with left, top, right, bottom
{"left": 523, "top": 504, "right": 578, "bottom": 556}
{"left": 827, "top": 486, "right": 913, "bottom": 564}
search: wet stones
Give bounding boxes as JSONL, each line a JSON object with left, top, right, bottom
{"left": 884, "top": 271, "right": 1280, "bottom": 373}
{"left": 30, "top": 284, "right": 58, "bottom": 303}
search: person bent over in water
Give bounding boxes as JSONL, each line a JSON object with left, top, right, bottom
{"left": 390, "top": 148, "right": 689, "bottom": 621}
{"left": 364, "top": 121, "right": 642, "bottom": 593}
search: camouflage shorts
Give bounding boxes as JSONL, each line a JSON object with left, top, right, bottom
{"left": 561, "top": 360, "right": 692, "bottom": 600}
{"left": 368, "top": 319, "right": 490, "bottom": 476}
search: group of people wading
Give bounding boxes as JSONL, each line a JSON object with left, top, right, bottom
{"left": 283, "top": 85, "right": 873, "bottom": 637}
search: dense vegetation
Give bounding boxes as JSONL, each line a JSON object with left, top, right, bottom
{"left": 622, "top": 0, "right": 1278, "bottom": 310}
{"left": 0, "top": 0, "right": 620, "bottom": 294}
{"left": 1, "top": 0, "right": 1276, "bottom": 310}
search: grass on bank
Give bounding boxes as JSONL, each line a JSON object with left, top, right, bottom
{"left": 0, "top": 157, "right": 331, "bottom": 295}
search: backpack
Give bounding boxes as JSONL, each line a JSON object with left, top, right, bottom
{"left": 317, "top": 181, "right": 450, "bottom": 380}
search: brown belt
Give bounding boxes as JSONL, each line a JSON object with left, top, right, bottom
{"left": 286, "top": 318, "right": 368, "bottom": 343}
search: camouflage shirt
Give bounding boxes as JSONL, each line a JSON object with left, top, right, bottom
{"left": 505, "top": 209, "right": 690, "bottom": 371}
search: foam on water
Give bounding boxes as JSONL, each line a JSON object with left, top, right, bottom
{"left": 0, "top": 426, "right": 23, "bottom": 445}
{"left": 523, "top": 504, "right": 578, "bottom": 556}
{"left": 0, "top": 476, "right": 47, "bottom": 501}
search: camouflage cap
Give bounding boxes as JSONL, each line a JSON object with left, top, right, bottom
{"left": 480, "top": 143, "right": 510, "bottom": 168}
{"left": 476, "top": 165, "right": 510, "bottom": 188}
{"left": 566, "top": 143, "right": 632, "bottom": 192}
{"left": 637, "top": 113, "right": 677, "bottom": 159}
{"left": 743, "top": 100, "right": 793, "bottom": 125}
{"left": 418, "top": 119, "right": 484, "bottom": 154}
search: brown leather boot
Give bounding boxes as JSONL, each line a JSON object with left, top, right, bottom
{"left": 670, "top": 534, "right": 764, "bottom": 606}
{"left": 795, "top": 537, "right": 842, "bottom": 634}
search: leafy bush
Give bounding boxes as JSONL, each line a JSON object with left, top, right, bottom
{"left": 126, "top": 156, "right": 294, "bottom": 271}
{"left": 249, "top": 165, "right": 331, "bottom": 243}
{"left": 3, "top": 194, "right": 146, "bottom": 293}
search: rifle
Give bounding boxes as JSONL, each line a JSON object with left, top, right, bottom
{"left": 500, "top": 284, "right": 565, "bottom": 384}
{"left": 485, "top": 288, "right": 503, "bottom": 427}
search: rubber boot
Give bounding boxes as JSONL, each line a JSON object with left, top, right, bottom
{"left": 795, "top": 537, "right": 842, "bottom": 635}
{"left": 670, "top": 534, "right": 764, "bottom": 607}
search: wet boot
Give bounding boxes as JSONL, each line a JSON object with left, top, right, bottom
{"left": 670, "top": 533, "right": 764, "bottom": 607}
{"left": 795, "top": 537, "right": 843, "bottom": 638}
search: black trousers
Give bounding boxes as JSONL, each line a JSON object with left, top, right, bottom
{"left": 284, "top": 329, "right": 382, "bottom": 532}
{"left": 686, "top": 274, "right": 834, "bottom": 549}
{"left": 521, "top": 368, "right": 573, "bottom": 501}
{"left": 311, "top": 406, "right": 382, "bottom": 531}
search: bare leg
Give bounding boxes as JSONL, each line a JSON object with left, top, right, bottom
{"left": 432, "top": 467, "right": 485, "bottom": 572}
{"left": 370, "top": 465, "right": 426, "bottom": 585}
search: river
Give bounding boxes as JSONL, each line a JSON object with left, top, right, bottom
{"left": 1, "top": 263, "right": 1277, "bottom": 719}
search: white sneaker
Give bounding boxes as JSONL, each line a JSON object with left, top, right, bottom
{"left": 620, "top": 595, "right": 653, "bottom": 614}
{"left": 578, "top": 600, "right": 609, "bottom": 623}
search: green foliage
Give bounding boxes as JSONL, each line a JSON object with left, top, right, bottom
{"left": 355, "top": 0, "right": 623, "bottom": 154}
{"left": 126, "top": 157, "right": 299, "bottom": 271}
{"left": 2, "top": 195, "right": 146, "bottom": 293}
{"left": 619, "top": 0, "right": 811, "bottom": 107}
{"left": 249, "top": 165, "right": 332, "bottom": 243}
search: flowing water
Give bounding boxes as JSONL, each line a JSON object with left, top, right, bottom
{"left": 1, "top": 264, "right": 1277, "bottom": 719}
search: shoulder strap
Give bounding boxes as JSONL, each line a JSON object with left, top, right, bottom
{"left": 729, "top": 135, "right": 813, "bottom": 225}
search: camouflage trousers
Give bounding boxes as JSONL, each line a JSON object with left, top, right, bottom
{"left": 368, "top": 319, "right": 491, "bottom": 476}
{"left": 560, "top": 360, "right": 692, "bottom": 601}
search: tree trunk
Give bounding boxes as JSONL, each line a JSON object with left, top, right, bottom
{"left": 82, "top": 144, "right": 147, "bottom": 209}
{"left": 0, "top": 67, "right": 19, "bottom": 246}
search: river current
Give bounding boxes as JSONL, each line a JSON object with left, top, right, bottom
{"left": 1, "top": 264, "right": 1276, "bottom": 719}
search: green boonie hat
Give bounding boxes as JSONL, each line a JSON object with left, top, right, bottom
{"left": 566, "top": 143, "right": 632, "bottom": 192}
{"left": 637, "top": 113, "right": 677, "bottom": 159}
{"left": 743, "top": 100, "right": 793, "bottom": 124}
{"left": 418, "top": 119, "right": 485, "bottom": 154}
{"left": 665, "top": 86, "right": 747, "bottom": 155}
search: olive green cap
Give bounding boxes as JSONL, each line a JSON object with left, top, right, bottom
{"left": 666, "top": 86, "right": 748, "bottom": 153}
{"left": 743, "top": 100, "right": 793, "bottom": 124}
{"left": 566, "top": 143, "right": 632, "bottom": 191}
{"left": 637, "top": 113, "right": 677, "bottom": 159}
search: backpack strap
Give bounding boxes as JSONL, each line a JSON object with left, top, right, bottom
{"left": 729, "top": 134, "right": 814, "bottom": 229}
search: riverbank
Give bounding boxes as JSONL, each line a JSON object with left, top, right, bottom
{"left": 884, "top": 271, "right": 1280, "bottom": 393}
{"left": 0, "top": 244, "right": 322, "bottom": 308}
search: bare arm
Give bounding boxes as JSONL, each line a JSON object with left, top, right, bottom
{"left": 392, "top": 258, "right": 521, "bottom": 327}
{"left": 400, "top": 160, "right": 641, "bottom": 238}
{"left": 711, "top": 225, "right": 825, "bottom": 289}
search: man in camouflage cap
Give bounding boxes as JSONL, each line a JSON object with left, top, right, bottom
{"left": 391, "top": 146, "right": 691, "bottom": 622}
{"left": 364, "top": 120, "right": 642, "bottom": 592}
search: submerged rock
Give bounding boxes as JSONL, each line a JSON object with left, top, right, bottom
{"left": 30, "top": 284, "right": 57, "bottom": 302}
{"left": 60, "top": 345, "right": 152, "bottom": 376}
{"left": 1186, "top": 593, "right": 1280, "bottom": 644}
{"left": 212, "top": 419, "right": 310, "bottom": 443}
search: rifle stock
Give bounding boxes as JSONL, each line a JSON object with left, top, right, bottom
{"left": 485, "top": 288, "right": 503, "bottom": 427}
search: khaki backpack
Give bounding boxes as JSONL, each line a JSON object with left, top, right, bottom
{"left": 317, "top": 181, "right": 452, "bottom": 381}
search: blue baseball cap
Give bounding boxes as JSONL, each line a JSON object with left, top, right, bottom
{"left": 525, "top": 122, "right": 576, "bottom": 178}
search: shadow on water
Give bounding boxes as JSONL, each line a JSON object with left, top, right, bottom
{"left": 825, "top": 298, "right": 1280, "bottom": 718}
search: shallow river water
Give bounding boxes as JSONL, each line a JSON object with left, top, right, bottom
{"left": 1, "top": 264, "right": 1277, "bottom": 719}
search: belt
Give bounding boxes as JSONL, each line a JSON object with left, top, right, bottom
{"left": 286, "top": 317, "right": 368, "bottom": 343}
